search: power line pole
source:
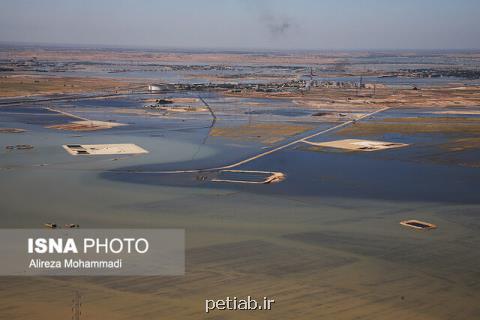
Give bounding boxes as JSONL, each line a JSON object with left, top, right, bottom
{"left": 72, "top": 291, "right": 81, "bottom": 320}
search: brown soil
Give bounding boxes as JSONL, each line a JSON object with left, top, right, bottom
{"left": 210, "top": 123, "right": 314, "bottom": 144}
{"left": 336, "top": 117, "right": 480, "bottom": 136}
{"left": 0, "top": 75, "right": 136, "bottom": 98}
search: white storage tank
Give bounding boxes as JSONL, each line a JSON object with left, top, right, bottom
{"left": 148, "top": 84, "right": 162, "bottom": 92}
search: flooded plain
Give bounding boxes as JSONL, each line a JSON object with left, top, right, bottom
{"left": 1, "top": 48, "right": 480, "bottom": 319}
{"left": 1, "top": 90, "right": 480, "bottom": 319}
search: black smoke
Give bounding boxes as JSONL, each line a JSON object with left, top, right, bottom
{"left": 241, "top": 0, "right": 298, "bottom": 39}
{"left": 261, "top": 13, "right": 294, "bottom": 38}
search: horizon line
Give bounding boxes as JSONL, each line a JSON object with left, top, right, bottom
{"left": 1, "top": 40, "right": 479, "bottom": 53}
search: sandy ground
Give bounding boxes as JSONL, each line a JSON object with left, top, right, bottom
{"left": 431, "top": 110, "right": 480, "bottom": 115}
{"left": 305, "top": 139, "right": 408, "bottom": 151}
{"left": 210, "top": 123, "right": 315, "bottom": 144}
{"left": 4, "top": 48, "right": 480, "bottom": 66}
{"left": 0, "top": 75, "right": 138, "bottom": 98}
{"left": 0, "top": 128, "right": 26, "bottom": 133}
{"left": 229, "top": 86, "right": 480, "bottom": 109}
{"left": 0, "top": 49, "right": 344, "bottom": 65}
{"left": 336, "top": 117, "right": 480, "bottom": 136}
{"left": 47, "top": 120, "right": 127, "bottom": 131}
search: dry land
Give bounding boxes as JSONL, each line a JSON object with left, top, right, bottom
{"left": 337, "top": 117, "right": 480, "bottom": 136}
{"left": 47, "top": 120, "right": 127, "bottom": 131}
{"left": 229, "top": 86, "right": 480, "bottom": 109}
{"left": 210, "top": 123, "right": 315, "bottom": 144}
{"left": 0, "top": 75, "right": 136, "bottom": 97}
{"left": 306, "top": 139, "right": 409, "bottom": 152}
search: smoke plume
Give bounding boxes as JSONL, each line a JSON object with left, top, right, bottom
{"left": 242, "top": 0, "right": 298, "bottom": 39}
{"left": 261, "top": 14, "right": 293, "bottom": 38}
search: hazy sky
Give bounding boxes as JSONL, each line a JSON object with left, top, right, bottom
{"left": 1, "top": 0, "right": 479, "bottom": 50}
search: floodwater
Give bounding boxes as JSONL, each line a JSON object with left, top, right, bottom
{"left": 1, "top": 92, "right": 480, "bottom": 319}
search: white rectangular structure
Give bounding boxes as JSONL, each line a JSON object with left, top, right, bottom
{"left": 63, "top": 143, "right": 148, "bottom": 155}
